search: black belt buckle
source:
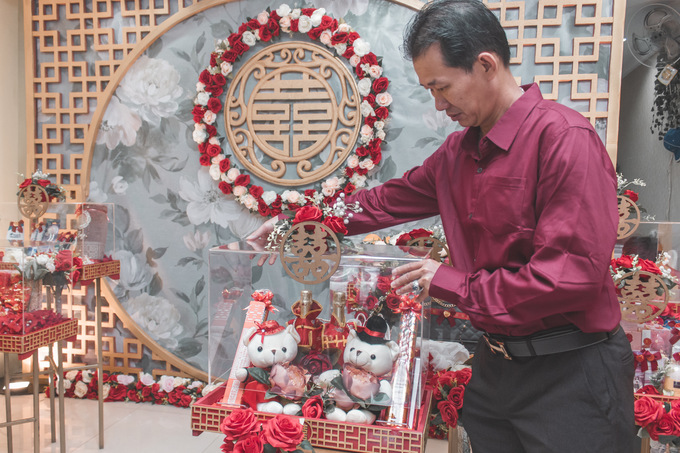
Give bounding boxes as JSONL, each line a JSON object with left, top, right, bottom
{"left": 484, "top": 334, "right": 512, "bottom": 360}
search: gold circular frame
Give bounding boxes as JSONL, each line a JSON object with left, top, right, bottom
{"left": 615, "top": 270, "right": 669, "bottom": 323}
{"left": 617, "top": 195, "right": 641, "bottom": 240}
{"left": 18, "top": 184, "right": 49, "bottom": 219}
{"left": 279, "top": 221, "right": 341, "bottom": 284}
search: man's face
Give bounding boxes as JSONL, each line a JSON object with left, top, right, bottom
{"left": 413, "top": 44, "right": 488, "bottom": 129}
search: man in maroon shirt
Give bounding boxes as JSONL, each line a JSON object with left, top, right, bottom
{"left": 249, "top": 1, "right": 634, "bottom": 450}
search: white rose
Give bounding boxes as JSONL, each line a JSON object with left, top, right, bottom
{"left": 242, "top": 194, "right": 257, "bottom": 210}
{"left": 357, "top": 78, "right": 372, "bottom": 97}
{"left": 116, "top": 375, "right": 135, "bottom": 386}
{"left": 321, "top": 186, "right": 335, "bottom": 197}
{"left": 282, "top": 190, "right": 300, "bottom": 204}
{"left": 203, "top": 110, "right": 216, "bottom": 125}
{"left": 369, "top": 65, "right": 383, "bottom": 78}
{"left": 261, "top": 191, "right": 277, "bottom": 205}
{"left": 125, "top": 294, "right": 184, "bottom": 349}
{"left": 375, "top": 121, "right": 385, "bottom": 130}
{"left": 360, "top": 159, "right": 375, "bottom": 170}
{"left": 196, "top": 91, "right": 210, "bottom": 106}
{"left": 298, "top": 15, "right": 312, "bottom": 33}
{"left": 334, "top": 43, "right": 347, "bottom": 55}
{"left": 209, "top": 164, "right": 222, "bottom": 181}
{"left": 320, "top": 30, "right": 333, "bottom": 46}
{"left": 276, "top": 4, "right": 291, "bottom": 16}
{"left": 192, "top": 128, "right": 208, "bottom": 144}
{"left": 226, "top": 168, "right": 240, "bottom": 183}
{"left": 45, "top": 258, "right": 56, "bottom": 272}
{"left": 279, "top": 16, "right": 291, "bottom": 29}
{"left": 291, "top": 8, "right": 301, "bottom": 19}
{"left": 196, "top": 82, "right": 205, "bottom": 92}
{"left": 208, "top": 136, "right": 219, "bottom": 146}
{"left": 310, "top": 8, "right": 326, "bottom": 27}
{"left": 174, "top": 377, "right": 188, "bottom": 388}
{"left": 347, "top": 155, "right": 359, "bottom": 168}
{"left": 189, "top": 381, "right": 203, "bottom": 390}
{"left": 360, "top": 124, "right": 373, "bottom": 137}
{"left": 376, "top": 92, "right": 393, "bottom": 107}
{"left": 338, "top": 23, "right": 351, "bottom": 33}
{"left": 233, "top": 185, "right": 247, "bottom": 197}
{"left": 360, "top": 134, "right": 371, "bottom": 144}
{"left": 74, "top": 381, "right": 88, "bottom": 398}
{"left": 66, "top": 371, "right": 78, "bottom": 381}
{"left": 377, "top": 130, "right": 386, "bottom": 140}
{"left": 36, "top": 254, "right": 49, "bottom": 265}
{"left": 257, "top": 11, "right": 269, "bottom": 25}
{"left": 212, "top": 154, "right": 224, "bottom": 165}
{"left": 202, "top": 384, "right": 218, "bottom": 397}
{"left": 253, "top": 29, "right": 260, "bottom": 40}
{"left": 140, "top": 372, "right": 155, "bottom": 386}
{"left": 242, "top": 31, "right": 256, "bottom": 47}
{"left": 63, "top": 379, "right": 72, "bottom": 390}
{"left": 349, "top": 54, "right": 361, "bottom": 67}
{"left": 353, "top": 38, "right": 370, "bottom": 57}
{"left": 111, "top": 175, "right": 128, "bottom": 195}
{"left": 81, "top": 370, "right": 92, "bottom": 384}
{"left": 360, "top": 101, "right": 374, "bottom": 117}
{"left": 350, "top": 173, "right": 367, "bottom": 187}
{"left": 102, "top": 384, "right": 111, "bottom": 400}
{"left": 220, "top": 61, "right": 232, "bottom": 76}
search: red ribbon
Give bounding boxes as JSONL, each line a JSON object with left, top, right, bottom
{"left": 671, "top": 329, "right": 680, "bottom": 345}
{"left": 393, "top": 296, "right": 422, "bottom": 319}
{"left": 674, "top": 352, "right": 680, "bottom": 362}
{"left": 356, "top": 325, "right": 384, "bottom": 339}
{"left": 639, "top": 350, "right": 662, "bottom": 372}
{"left": 251, "top": 290, "right": 278, "bottom": 314}
{"left": 249, "top": 320, "right": 285, "bottom": 343}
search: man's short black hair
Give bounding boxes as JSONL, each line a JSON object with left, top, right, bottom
{"left": 403, "top": 0, "right": 511, "bottom": 72}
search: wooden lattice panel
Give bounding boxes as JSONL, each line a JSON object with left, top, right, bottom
{"left": 0, "top": 318, "right": 78, "bottom": 354}
{"left": 191, "top": 383, "right": 433, "bottom": 453}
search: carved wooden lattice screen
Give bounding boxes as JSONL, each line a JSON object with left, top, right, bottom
{"left": 22, "top": 0, "right": 626, "bottom": 380}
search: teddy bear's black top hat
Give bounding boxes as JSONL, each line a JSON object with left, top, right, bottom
{"left": 357, "top": 315, "right": 389, "bottom": 345}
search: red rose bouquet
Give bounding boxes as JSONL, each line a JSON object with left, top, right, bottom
{"left": 634, "top": 396, "right": 680, "bottom": 445}
{"left": 428, "top": 367, "right": 471, "bottom": 439}
{"left": 17, "top": 170, "right": 67, "bottom": 201}
{"left": 610, "top": 254, "right": 678, "bottom": 297}
{"left": 616, "top": 173, "right": 646, "bottom": 215}
{"left": 220, "top": 409, "right": 314, "bottom": 453}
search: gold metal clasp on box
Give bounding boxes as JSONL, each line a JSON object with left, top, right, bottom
{"left": 484, "top": 335, "right": 512, "bottom": 360}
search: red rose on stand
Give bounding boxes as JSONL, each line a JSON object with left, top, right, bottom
{"left": 234, "top": 175, "right": 250, "bottom": 187}
{"left": 249, "top": 185, "right": 264, "bottom": 199}
{"left": 262, "top": 414, "right": 304, "bottom": 452}
{"left": 372, "top": 77, "right": 389, "bottom": 93}
{"left": 322, "top": 216, "right": 348, "bottom": 235}
{"left": 447, "top": 386, "right": 464, "bottom": 410}
{"left": 364, "top": 295, "right": 379, "bottom": 310}
{"left": 220, "top": 408, "right": 260, "bottom": 440}
{"left": 54, "top": 250, "right": 73, "bottom": 272}
{"left": 37, "top": 179, "right": 51, "bottom": 187}
{"left": 612, "top": 255, "right": 634, "bottom": 269}
{"left": 300, "top": 351, "right": 332, "bottom": 375}
{"left": 293, "top": 206, "right": 323, "bottom": 224}
{"left": 647, "top": 414, "right": 676, "bottom": 441}
{"left": 453, "top": 368, "right": 472, "bottom": 386}
{"left": 437, "top": 400, "right": 459, "bottom": 428}
{"left": 386, "top": 294, "right": 402, "bottom": 311}
{"left": 634, "top": 396, "right": 665, "bottom": 427}
{"left": 19, "top": 179, "right": 32, "bottom": 189}
{"left": 639, "top": 259, "right": 662, "bottom": 275}
{"left": 234, "top": 434, "right": 263, "bottom": 453}
{"left": 301, "top": 395, "right": 324, "bottom": 419}
{"left": 623, "top": 189, "right": 639, "bottom": 203}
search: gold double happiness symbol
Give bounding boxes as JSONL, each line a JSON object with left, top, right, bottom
{"left": 616, "top": 270, "right": 669, "bottom": 323}
{"left": 617, "top": 195, "right": 640, "bottom": 240}
{"left": 280, "top": 221, "right": 341, "bottom": 284}
{"left": 18, "top": 185, "right": 49, "bottom": 219}
{"left": 225, "top": 41, "right": 361, "bottom": 186}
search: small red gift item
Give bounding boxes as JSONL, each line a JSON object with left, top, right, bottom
{"left": 288, "top": 290, "right": 323, "bottom": 351}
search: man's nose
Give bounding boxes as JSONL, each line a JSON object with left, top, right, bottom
{"left": 433, "top": 92, "right": 451, "bottom": 111}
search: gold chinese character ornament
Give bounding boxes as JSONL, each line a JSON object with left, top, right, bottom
{"left": 617, "top": 195, "right": 641, "bottom": 240}
{"left": 279, "top": 221, "right": 341, "bottom": 284}
{"left": 615, "top": 270, "right": 670, "bottom": 322}
{"left": 18, "top": 184, "right": 49, "bottom": 219}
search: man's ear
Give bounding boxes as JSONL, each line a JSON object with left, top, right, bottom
{"left": 476, "top": 52, "right": 500, "bottom": 77}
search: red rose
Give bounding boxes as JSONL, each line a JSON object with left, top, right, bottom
{"left": 222, "top": 50, "right": 238, "bottom": 63}
{"left": 233, "top": 41, "right": 249, "bottom": 55}
{"left": 179, "top": 394, "right": 192, "bottom": 407}
{"left": 331, "top": 32, "right": 348, "bottom": 45}
{"left": 639, "top": 259, "right": 662, "bottom": 275}
{"left": 212, "top": 74, "right": 227, "bottom": 87}
{"left": 220, "top": 408, "right": 260, "bottom": 440}
{"left": 260, "top": 25, "right": 272, "bottom": 42}
{"left": 198, "top": 143, "right": 207, "bottom": 154}
{"left": 376, "top": 276, "right": 392, "bottom": 293}
{"left": 19, "top": 179, "right": 32, "bottom": 189}
{"left": 319, "top": 16, "right": 333, "bottom": 30}
{"left": 374, "top": 107, "right": 389, "bottom": 119}
{"left": 322, "top": 216, "right": 348, "bottom": 235}
{"left": 127, "top": 390, "right": 141, "bottom": 402}
{"left": 207, "top": 98, "right": 222, "bottom": 113}
{"left": 355, "top": 146, "right": 369, "bottom": 157}
{"left": 234, "top": 174, "right": 250, "bottom": 187}
{"left": 386, "top": 294, "right": 402, "bottom": 311}
{"left": 347, "top": 32, "right": 360, "bottom": 44}
{"left": 361, "top": 53, "right": 378, "bottom": 66}
{"left": 365, "top": 115, "right": 377, "bottom": 128}
{"left": 301, "top": 8, "right": 316, "bottom": 16}
{"left": 372, "top": 77, "right": 389, "bottom": 93}
{"left": 199, "top": 155, "right": 211, "bottom": 166}
{"left": 258, "top": 199, "right": 271, "bottom": 217}
{"left": 228, "top": 32, "right": 242, "bottom": 46}
{"left": 234, "top": 434, "right": 263, "bottom": 453}
{"left": 364, "top": 295, "right": 379, "bottom": 310}
{"left": 271, "top": 197, "right": 282, "bottom": 210}
{"left": 345, "top": 167, "right": 355, "bottom": 178}
{"left": 249, "top": 185, "right": 264, "bottom": 199}
{"left": 342, "top": 47, "right": 354, "bottom": 59}
{"left": 647, "top": 414, "right": 676, "bottom": 441}
{"left": 54, "top": 250, "right": 73, "bottom": 272}
{"left": 219, "top": 182, "right": 232, "bottom": 195}
{"left": 71, "top": 269, "right": 81, "bottom": 283}
{"left": 268, "top": 18, "right": 280, "bottom": 37}
{"left": 437, "top": 400, "right": 459, "bottom": 428}
{"left": 300, "top": 351, "right": 332, "bottom": 375}
{"left": 219, "top": 158, "right": 231, "bottom": 173}
{"left": 623, "top": 189, "right": 639, "bottom": 203}
{"left": 409, "top": 228, "right": 433, "bottom": 239}
{"left": 290, "top": 18, "right": 299, "bottom": 32}
{"left": 247, "top": 18, "right": 261, "bottom": 30}
{"left": 222, "top": 439, "right": 234, "bottom": 453}
{"left": 199, "top": 70, "right": 212, "bottom": 85}
{"left": 206, "top": 144, "right": 221, "bottom": 157}
{"left": 293, "top": 205, "right": 323, "bottom": 224}
{"left": 301, "top": 395, "right": 324, "bottom": 418}
{"left": 205, "top": 84, "right": 224, "bottom": 96}
{"left": 613, "top": 255, "right": 633, "bottom": 269}
{"left": 308, "top": 27, "right": 324, "bottom": 40}
{"left": 304, "top": 189, "right": 316, "bottom": 197}
{"left": 344, "top": 183, "right": 356, "bottom": 195}
{"left": 453, "top": 368, "right": 472, "bottom": 386}
{"left": 37, "top": 179, "right": 51, "bottom": 187}
{"left": 395, "top": 233, "right": 412, "bottom": 246}
{"left": 106, "top": 385, "right": 128, "bottom": 402}
{"left": 355, "top": 64, "right": 365, "bottom": 78}
{"left": 371, "top": 152, "right": 382, "bottom": 165}
{"left": 262, "top": 414, "right": 304, "bottom": 452}
{"left": 635, "top": 396, "right": 665, "bottom": 427}
{"left": 205, "top": 123, "right": 216, "bottom": 136}
{"left": 270, "top": 11, "right": 280, "bottom": 21}
{"left": 210, "top": 54, "right": 217, "bottom": 67}
{"left": 238, "top": 22, "right": 248, "bottom": 34}
{"left": 447, "top": 386, "right": 464, "bottom": 410}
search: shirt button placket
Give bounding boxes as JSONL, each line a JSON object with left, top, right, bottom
{"left": 477, "top": 167, "right": 483, "bottom": 173}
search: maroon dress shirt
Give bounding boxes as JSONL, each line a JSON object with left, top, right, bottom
{"left": 346, "top": 83, "right": 620, "bottom": 336}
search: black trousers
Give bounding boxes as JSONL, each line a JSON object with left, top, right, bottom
{"left": 461, "top": 327, "right": 635, "bottom": 453}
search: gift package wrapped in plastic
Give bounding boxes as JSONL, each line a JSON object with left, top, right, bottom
{"left": 192, "top": 239, "right": 433, "bottom": 452}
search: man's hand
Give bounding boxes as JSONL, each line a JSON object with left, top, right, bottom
{"left": 246, "top": 217, "right": 280, "bottom": 266}
{"left": 391, "top": 258, "right": 441, "bottom": 302}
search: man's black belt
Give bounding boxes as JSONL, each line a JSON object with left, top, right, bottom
{"left": 483, "top": 325, "right": 620, "bottom": 360}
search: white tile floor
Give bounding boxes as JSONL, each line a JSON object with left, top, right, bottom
{"left": 0, "top": 394, "right": 449, "bottom": 453}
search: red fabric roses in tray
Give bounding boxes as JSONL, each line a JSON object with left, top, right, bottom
{"left": 220, "top": 408, "right": 312, "bottom": 453}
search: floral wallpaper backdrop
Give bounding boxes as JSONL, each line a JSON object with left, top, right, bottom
{"left": 33, "top": 0, "right": 612, "bottom": 373}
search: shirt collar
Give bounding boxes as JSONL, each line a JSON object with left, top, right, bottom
{"left": 461, "top": 83, "right": 543, "bottom": 154}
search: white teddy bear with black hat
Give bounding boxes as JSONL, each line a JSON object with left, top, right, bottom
{"left": 317, "top": 315, "right": 399, "bottom": 424}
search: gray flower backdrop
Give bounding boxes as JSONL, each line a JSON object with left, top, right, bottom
{"left": 59, "top": 0, "right": 612, "bottom": 372}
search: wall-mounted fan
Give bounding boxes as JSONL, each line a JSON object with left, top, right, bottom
{"left": 626, "top": 4, "right": 680, "bottom": 69}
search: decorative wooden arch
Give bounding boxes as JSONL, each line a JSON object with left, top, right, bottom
{"left": 23, "top": 0, "right": 627, "bottom": 380}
